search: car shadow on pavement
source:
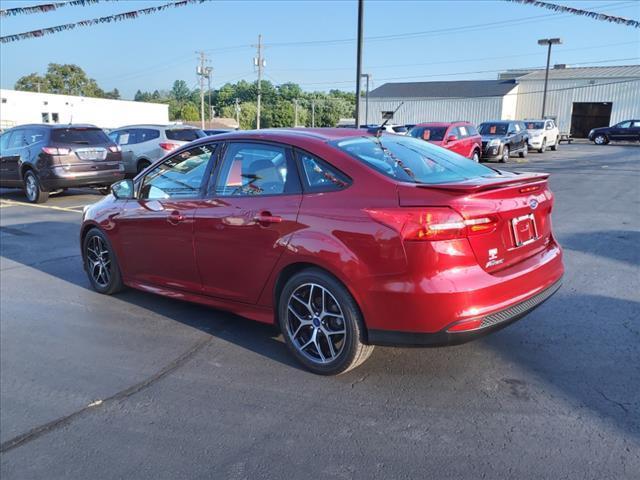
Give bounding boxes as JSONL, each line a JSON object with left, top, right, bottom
{"left": 560, "top": 230, "right": 640, "bottom": 266}
{"left": 2, "top": 221, "right": 638, "bottom": 439}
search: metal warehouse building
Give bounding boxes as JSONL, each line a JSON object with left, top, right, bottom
{"left": 365, "top": 65, "right": 640, "bottom": 137}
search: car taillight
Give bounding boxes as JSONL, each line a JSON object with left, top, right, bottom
{"left": 108, "top": 145, "right": 121, "bottom": 153}
{"left": 159, "top": 142, "right": 179, "bottom": 151}
{"left": 365, "top": 208, "right": 498, "bottom": 241}
{"left": 42, "top": 147, "right": 71, "bottom": 155}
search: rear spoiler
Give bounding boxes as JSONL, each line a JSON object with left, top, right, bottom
{"left": 414, "top": 172, "right": 549, "bottom": 193}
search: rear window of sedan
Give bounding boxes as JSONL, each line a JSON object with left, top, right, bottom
{"left": 334, "top": 135, "right": 498, "bottom": 184}
{"left": 51, "top": 127, "right": 110, "bottom": 145}
{"left": 165, "top": 129, "right": 205, "bottom": 142}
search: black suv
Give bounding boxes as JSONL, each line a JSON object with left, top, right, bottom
{"left": 478, "top": 120, "right": 529, "bottom": 162}
{"left": 0, "top": 124, "right": 124, "bottom": 203}
{"left": 588, "top": 120, "right": 640, "bottom": 145}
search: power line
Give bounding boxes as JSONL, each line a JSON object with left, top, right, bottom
{"left": 291, "top": 57, "right": 640, "bottom": 87}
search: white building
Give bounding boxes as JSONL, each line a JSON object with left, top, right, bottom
{"left": 364, "top": 65, "right": 640, "bottom": 137}
{"left": 0, "top": 89, "right": 169, "bottom": 130}
{"left": 514, "top": 65, "right": 640, "bottom": 137}
{"left": 364, "top": 80, "right": 520, "bottom": 127}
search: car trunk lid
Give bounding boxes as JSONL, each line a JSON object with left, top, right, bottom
{"left": 398, "top": 172, "right": 554, "bottom": 272}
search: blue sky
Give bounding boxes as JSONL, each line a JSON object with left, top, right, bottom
{"left": 1, "top": 0, "right": 638, "bottom": 99}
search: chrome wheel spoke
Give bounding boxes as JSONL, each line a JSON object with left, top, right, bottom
{"left": 286, "top": 282, "right": 347, "bottom": 365}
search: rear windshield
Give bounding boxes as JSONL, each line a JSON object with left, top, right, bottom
{"left": 479, "top": 123, "right": 508, "bottom": 135}
{"left": 334, "top": 135, "right": 497, "bottom": 185}
{"left": 409, "top": 126, "right": 447, "bottom": 141}
{"left": 51, "top": 128, "right": 110, "bottom": 145}
{"left": 165, "top": 129, "right": 205, "bottom": 142}
{"left": 525, "top": 122, "right": 545, "bottom": 130}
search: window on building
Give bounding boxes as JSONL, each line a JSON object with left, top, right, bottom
{"left": 51, "top": 113, "right": 59, "bottom": 123}
{"left": 41, "top": 113, "right": 50, "bottom": 123}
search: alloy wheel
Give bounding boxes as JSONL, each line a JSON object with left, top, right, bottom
{"left": 595, "top": 135, "right": 606, "bottom": 145}
{"left": 286, "top": 283, "right": 347, "bottom": 364}
{"left": 472, "top": 151, "right": 480, "bottom": 163}
{"left": 25, "top": 174, "right": 38, "bottom": 202}
{"left": 86, "top": 235, "right": 112, "bottom": 288}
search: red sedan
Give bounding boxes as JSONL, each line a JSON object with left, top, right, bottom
{"left": 409, "top": 121, "right": 483, "bottom": 162}
{"left": 81, "top": 129, "right": 563, "bottom": 375}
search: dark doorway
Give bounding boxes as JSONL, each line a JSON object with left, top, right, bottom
{"left": 571, "top": 102, "right": 612, "bottom": 138}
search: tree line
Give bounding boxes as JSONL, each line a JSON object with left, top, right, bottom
{"left": 14, "top": 64, "right": 355, "bottom": 129}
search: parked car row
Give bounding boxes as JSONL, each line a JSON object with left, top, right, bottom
{"left": 0, "top": 123, "right": 209, "bottom": 203}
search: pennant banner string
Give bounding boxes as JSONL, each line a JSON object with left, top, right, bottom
{"left": 0, "top": 1, "right": 115, "bottom": 18}
{"left": 1, "top": 0, "right": 208, "bottom": 43}
{"left": 503, "top": 0, "right": 640, "bottom": 28}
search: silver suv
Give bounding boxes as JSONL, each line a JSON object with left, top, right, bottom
{"left": 108, "top": 124, "right": 205, "bottom": 175}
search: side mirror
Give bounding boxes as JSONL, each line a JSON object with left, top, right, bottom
{"left": 111, "top": 179, "right": 135, "bottom": 200}
{"left": 446, "top": 134, "right": 458, "bottom": 143}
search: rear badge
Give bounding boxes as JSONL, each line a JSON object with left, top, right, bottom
{"left": 486, "top": 248, "right": 504, "bottom": 268}
{"left": 529, "top": 198, "right": 539, "bottom": 210}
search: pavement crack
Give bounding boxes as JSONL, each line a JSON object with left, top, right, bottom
{"left": 0, "top": 336, "right": 212, "bottom": 454}
{"left": 595, "top": 388, "right": 629, "bottom": 414}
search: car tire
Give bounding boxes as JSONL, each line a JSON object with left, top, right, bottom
{"left": 23, "top": 170, "right": 49, "bottom": 204}
{"left": 500, "top": 145, "right": 509, "bottom": 163}
{"left": 519, "top": 143, "right": 528, "bottom": 158}
{"left": 538, "top": 139, "right": 546, "bottom": 153}
{"left": 83, "top": 228, "right": 125, "bottom": 295}
{"left": 594, "top": 134, "right": 608, "bottom": 145}
{"left": 471, "top": 150, "right": 480, "bottom": 163}
{"left": 550, "top": 138, "right": 558, "bottom": 151}
{"left": 278, "top": 268, "right": 374, "bottom": 375}
{"left": 137, "top": 160, "right": 151, "bottom": 174}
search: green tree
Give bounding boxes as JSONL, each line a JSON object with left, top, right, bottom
{"left": 179, "top": 102, "right": 200, "bottom": 121}
{"left": 170, "top": 80, "right": 191, "bottom": 102}
{"left": 14, "top": 63, "right": 111, "bottom": 98}
{"left": 14, "top": 73, "right": 46, "bottom": 92}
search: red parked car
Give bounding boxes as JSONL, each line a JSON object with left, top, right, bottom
{"left": 81, "top": 129, "right": 564, "bottom": 375}
{"left": 409, "top": 122, "right": 482, "bottom": 162}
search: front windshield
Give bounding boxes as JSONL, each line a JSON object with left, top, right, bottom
{"left": 479, "top": 123, "right": 508, "bottom": 135}
{"left": 334, "top": 135, "right": 498, "bottom": 184}
{"left": 408, "top": 126, "right": 447, "bottom": 141}
{"left": 525, "top": 122, "right": 545, "bottom": 130}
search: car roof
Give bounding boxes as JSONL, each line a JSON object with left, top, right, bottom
{"left": 8, "top": 123, "right": 100, "bottom": 130}
{"left": 194, "top": 128, "right": 376, "bottom": 148}
{"left": 414, "top": 121, "right": 471, "bottom": 127}
{"left": 112, "top": 124, "right": 201, "bottom": 130}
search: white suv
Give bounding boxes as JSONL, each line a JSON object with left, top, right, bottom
{"left": 524, "top": 119, "right": 559, "bottom": 153}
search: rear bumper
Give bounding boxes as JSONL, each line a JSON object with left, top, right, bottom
{"left": 367, "top": 277, "right": 562, "bottom": 346}
{"left": 39, "top": 166, "right": 125, "bottom": 190}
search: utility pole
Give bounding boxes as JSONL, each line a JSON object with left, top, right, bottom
{"left": 196, "top": 51, "right": 212, "bottom": 129}
{"left": 354, "top": 0, "right": 364, "bottom": 128}
{"left": 537, "top": 38, "right": 561, "bottom": 118}
{"left": 253, "top": 34, "right": 265, "bottom": 129}
{"left": 294, "top": 99, "right": 299, "bottom": 127}
{"left": 235, "top": 98, "right": 241, "bottom": 128}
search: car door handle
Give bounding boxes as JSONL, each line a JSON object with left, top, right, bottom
{"left": 254, "top": 211, "right": 282, "bottom": 224}
{"left": 167, "top": 210, "right": 185, "bottom": 225}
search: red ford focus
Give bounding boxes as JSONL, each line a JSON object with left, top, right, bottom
{"left": 81, "top": 129, "right": 563, "bottom": 375}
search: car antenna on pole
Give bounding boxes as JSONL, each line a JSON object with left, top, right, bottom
{"left": 376, "top": 102, "right": 404, "bottom": 137}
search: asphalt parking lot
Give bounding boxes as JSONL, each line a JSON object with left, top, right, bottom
{"left": 1, "top": 142, "right": 638, "bottom": 479}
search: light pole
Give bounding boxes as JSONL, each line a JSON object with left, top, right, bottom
{"left": 361, "top": 73, "right": 370, "bottom": 125}
{"left": 537, "top": 37, "right": 561, "bottom": 118}
{"left": 354, "top": 0, "right": 364, "bottom": 127}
